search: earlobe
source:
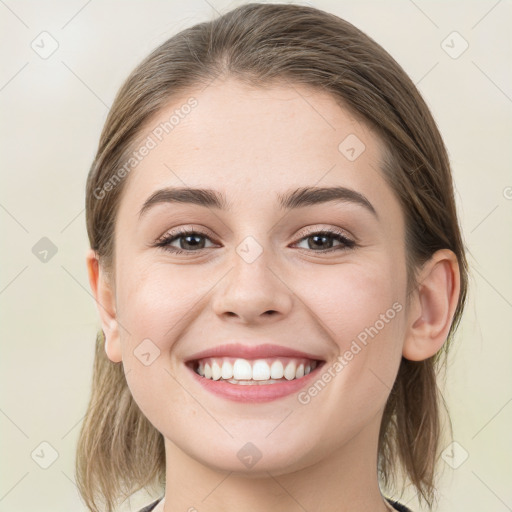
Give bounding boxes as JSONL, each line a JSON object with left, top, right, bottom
{"left": 86, "top": 249, "right": 122, "bottom": 363}
{"left": 402, "top": 249, "right": 460, "bottom": 361}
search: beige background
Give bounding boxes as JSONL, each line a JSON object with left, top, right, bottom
{"left": 1, "top": 1, "right": 511, "bottom": 511}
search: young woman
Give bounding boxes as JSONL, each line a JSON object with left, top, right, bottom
{"left": 76, "top": 3, "right": 468, "bottom": 512}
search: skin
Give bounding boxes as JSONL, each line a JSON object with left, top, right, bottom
{"left": 87, "top": 77, "right": 460, "bottom": 512}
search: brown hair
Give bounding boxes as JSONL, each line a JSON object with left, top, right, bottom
{"left": 77, "top": 3, "right": 468, "bottom": 511}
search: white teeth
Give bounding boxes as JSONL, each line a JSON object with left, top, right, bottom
{"left": 270, "top": 360, "right": 284, "bottom": 379}
{"left": 221, "top": 360, "right": 233, "bottom": 379}
{"left": 252, "top": 360, "right": 271, "bottom": 380}
{"left": 226, "top": 378, "right": 285, "bottom": 385}
{"left": 194, "top": 357, "right": 320, "bottom": 383}
{"left": 211, "top": 361, "right": 222, "bottom": 381}
{"left": 233, "top": 359, "right": 252, "bottom": 380}
{"left": 284, "top": 361, "right": 296, "bottom": 380}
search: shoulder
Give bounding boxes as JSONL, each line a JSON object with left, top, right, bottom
{"left": 387, "top": 498, "right": 414, "bottom": 512}
{"left": 135, "top": 497, "right": 411, "bottom": 512}
{"left": 136, "top": 497, "right": 163, "bottom": 512}
{"left": 136, "top": 497, "right": 412, "bottom": 512}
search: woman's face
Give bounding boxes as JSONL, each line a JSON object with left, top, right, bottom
{"left": 104, "top": 78, "right": 410, "bottom": 474}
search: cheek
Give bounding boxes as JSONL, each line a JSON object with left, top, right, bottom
{"left": 113, "top": 259, "right": 203, "bottom": 420}
{"left": 115, "top": 260, "right": 202, "bottom": 350}
{"left": 299, "top": 258, "right": 406, "bottom": 393}
{"left": 305, "top": 260, "right": 404, "bottom": 341}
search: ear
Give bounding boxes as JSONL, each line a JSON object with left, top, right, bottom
{"left": 86, "top": 249, "right": 122, "bottom": 363}
{"left": 402, "top": 249, "right": 461, "bottom": 361}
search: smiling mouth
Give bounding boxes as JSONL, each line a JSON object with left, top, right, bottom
{"left": 187, "top": 357, "right": 324, "bottom": 385}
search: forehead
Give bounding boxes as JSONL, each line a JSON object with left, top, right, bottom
{"left": 118, "top": 78, "right": 399, "bottom": 220}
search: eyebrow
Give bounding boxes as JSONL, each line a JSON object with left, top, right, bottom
{"left": 138, "top": 185, "right": 378, "bottom": 219}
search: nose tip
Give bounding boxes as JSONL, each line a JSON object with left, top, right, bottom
{"left": 212, "top": 261, "right": 293, "bottom": 324}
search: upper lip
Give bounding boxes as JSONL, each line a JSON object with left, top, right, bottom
{"left": 185, "top": 342, "right": 324, "bottom": 362}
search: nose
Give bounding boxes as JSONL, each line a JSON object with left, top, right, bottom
{"left": 211, "top": 246, "right": 293, "bottom": 325}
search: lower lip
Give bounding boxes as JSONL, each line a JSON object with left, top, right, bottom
{"left": 186, "top": 362, "right": 324, "bottom": 403}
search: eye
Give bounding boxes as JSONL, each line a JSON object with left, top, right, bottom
{"left": 154, "top": 228, "right": 216, "bottom": 254}
{"left": 293, "top": 228, "right": 356, "bottom": 253}
{"left": 154, "top": 227, "right": 356, "bottom": 255}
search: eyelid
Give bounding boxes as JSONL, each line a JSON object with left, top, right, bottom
{"left": 153, "top": 223, "right": 357, "bottom": 254}
{"left": 154, "top": 224, "right": 354, "bottom": 245}
{"left": 294, "top": 224, "right": 356, "bottom": 242}
{"left": 154, "top": 225, "right": 218, "bottom": 245}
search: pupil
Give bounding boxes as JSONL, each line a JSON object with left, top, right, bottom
{"left": 183, "top": 234, "right": 204, "bottom": 250}
{"left": 179, "top": 234, "right": 335, "bottom": 251}
{"left": 310, "top": 234, "right": 331, "bottom": 250}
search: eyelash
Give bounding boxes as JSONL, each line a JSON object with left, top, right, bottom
{"left": 154, "top": 227, "right": 356, "bottom": 255}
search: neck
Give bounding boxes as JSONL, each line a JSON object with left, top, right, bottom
{"left": 161, "top": 410, "right": 391, "bottom": 512}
